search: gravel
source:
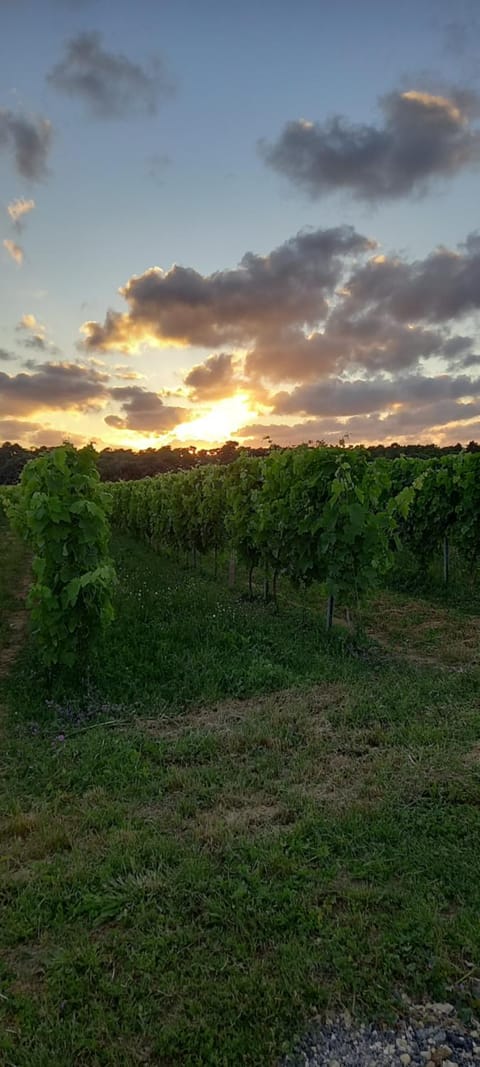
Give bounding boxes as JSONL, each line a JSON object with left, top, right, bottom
{"left": 281, "top": 1003, "right": 480, "bottom": 1066}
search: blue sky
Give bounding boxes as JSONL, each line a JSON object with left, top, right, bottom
{"left": 1, "top": 0, "right": 480, "bottom": 448}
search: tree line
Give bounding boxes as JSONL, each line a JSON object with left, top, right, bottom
{"left": 0, "top": 437, "right": 479, "bottom": 485}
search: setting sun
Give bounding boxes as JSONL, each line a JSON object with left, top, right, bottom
{"left": 173, "top": 394, "right": 255, "bottom": 444}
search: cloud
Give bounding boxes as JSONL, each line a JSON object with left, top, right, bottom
{"left": 0, "top": 109, "right": 52, "bottom": 180}
{"left": 261, "top": 87, "right": 480, "bottom": 201}
{"left": 22, "top": 336, "right": 48, "bottom": 351}
{"left": 18, "top": 313, "right": 43, "bottom": 334}
{"left": 0, "top": 348, "right": 15, "bottom": 362}
{"left": 3, "top": 238, "right": 23, "bottom": 265}
{"left": 0, "top": 360, "right": 108, "bottom": 417}
{"left": 29, "top": 427, "right": 92, "bottom": 447}
{"left": 243, "top": 316, "right": 447, "bottom": 386}
{"left": 81, "top": 225, "right": 374, "bottom": 352}
{"left": 47, "top": 31, "right": 172, "bottom": 119}
{"left": 0, "top": 417, "right": 43, "bottom": 439}
{"left": 79, "top": 225, "right": 480, "bottom": 447}
{"left": 113, "top": 364, "right": 144, "bottom": 381}
{"left": 239, "top": 234, "right": 480, "bottom": 390}
{"left": 341, "top": 232, "right": 480, "bottom": 323}
{"left": 16, "top": 312, "right": 47, "bottom": 350}
{"left": 184, "top": 352, "right": 238, "bottom": 400}
{"left": 272, "top": 373, "right": 480, "bottom": 418}
{"left": 236, "top": 400, "right": 480, "bottom": 447}
{"left": 7, "top": 197, "right": 35, "bottom": 228}
{"left": 105, "top": 385, "right": 189, "bottom": 433}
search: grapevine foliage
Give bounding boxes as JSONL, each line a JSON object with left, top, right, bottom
{"left": 107, "top": 446, "right": 413, "bottom": 615}
{"left": 10, "top": 444, "right": 115, "bottom": 668}
{"left": 105, "top": 446, "right": 480, "bottom": 618}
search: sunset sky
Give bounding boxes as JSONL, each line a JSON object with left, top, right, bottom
{"left": 1, "top": 0, "right": 480, "bottom": 449}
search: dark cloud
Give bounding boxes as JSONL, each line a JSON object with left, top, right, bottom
{"left": 442, "top": 334, "right": 473, "bottom": 357}
{"left": 82, "top": 226, "right": 374, "bottom": 351}
{"left": 47, "top": 31, "right": 172, "bottom": 119}
{"left": 237, "top": 398, "right": 480, "bottom": 446}
{"left": 244, "top": 317, "right": 446, "bottom": 386}
{"left": 106, "top": 386, "right": 189, "bottom": 433}
{"left": 261, "top": 88, "right": 480, "bottom": 201}
{"left": 459, "top": 352, "right": 480, "bottom": 369}
{"left": 0, "top": 361, "right": 108, "bottom": 417}
{"left": 0, "top": 109, "right": 52, "bottom": 180}
{"left": 273, "top": 373, "right": 480, "bottom": 417}
{"left": 184, "top": 353, "right": 238, "bottom": 400}
{"left": 342, "top": 233, "right": 480, "bottom": 323}
{"left": 0, "top": 348, "right": 15, "bottom": 362}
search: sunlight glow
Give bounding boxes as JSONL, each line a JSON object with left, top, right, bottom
{"left": 173, "top": 394, "right": 255, "bottom": 444}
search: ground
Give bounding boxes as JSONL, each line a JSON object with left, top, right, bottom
{"left": 0, "top": 526, "right": 479, "bottom": 1066}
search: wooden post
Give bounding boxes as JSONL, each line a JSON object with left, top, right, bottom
{"left": 326, "top": 594, "right": 335, "bottom": 631}
{"left": 272, "top": 568, "right": 279, "bottom": 611}
{"left": 443, "top": 535, "right": 449, "bottom": 586}
{"left": 263, "top": 562, "right": 270, "bottom": 603}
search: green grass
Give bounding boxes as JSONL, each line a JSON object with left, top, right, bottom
{"left": 1, "top": 534, "right": 480, "bottom": 1065}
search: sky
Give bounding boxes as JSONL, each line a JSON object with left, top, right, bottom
{"left": 1, "top": 0, "right": 480, "bottom": 450}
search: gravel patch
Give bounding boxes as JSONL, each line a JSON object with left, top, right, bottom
{"left": 281, "top": 1003, "right": 480, "bottom": 1066}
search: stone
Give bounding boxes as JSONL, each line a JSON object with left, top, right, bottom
{"left": 432, "top": 1004, "right": 455, "bottom": 1016}
{"left": 399, "top": 1055, "right": 411, "bottom": 1065}
{"left": 431, "top": 1047, "right": 452, "bottom": 1063}
{"left": 444, "top": 1033, "right": 467, "bottom": 1049}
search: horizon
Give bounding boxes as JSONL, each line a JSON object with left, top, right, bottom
{"left": 1, "top": 0, "right": 480, "bottom": 450}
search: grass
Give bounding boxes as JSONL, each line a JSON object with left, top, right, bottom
{"left": 0, "top": 510, "right": 30, "bottom": 653}
{"left": 1, "top": 534, "right": 480, "bottom": 1065}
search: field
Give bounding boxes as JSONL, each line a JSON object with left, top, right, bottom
{"left": 1, "top": 517, "right": 480, "bottom": 1066}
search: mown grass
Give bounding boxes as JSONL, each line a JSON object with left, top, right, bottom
{"left": 1, "top": 534, "right": 480, "bottom": 1066}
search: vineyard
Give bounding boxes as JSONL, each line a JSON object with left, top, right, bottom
{"left": 106, "top": 446, "right": 480, "bottom": 624}
{"left": 1, "top": 445, "right": 480, "bottom": 1066}
{"left": 1, "top": 443, "right": 480, "bottom": 664}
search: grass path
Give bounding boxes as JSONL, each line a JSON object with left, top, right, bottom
{"left": 1, "top": 534, "right": 480, "bottom": 1065}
